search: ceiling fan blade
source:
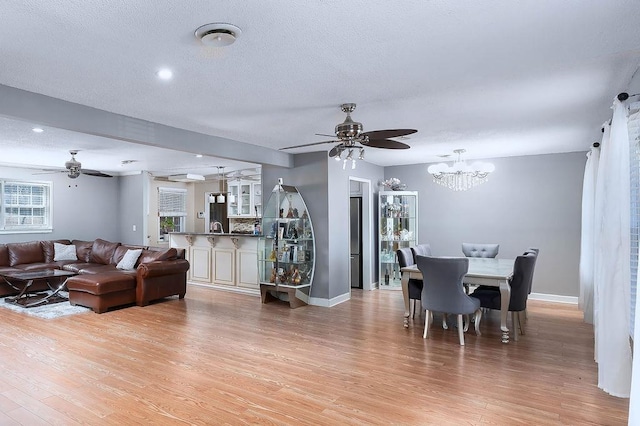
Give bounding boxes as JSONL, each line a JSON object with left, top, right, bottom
{"left": 329, "top": 143, "right": 345, "bottom": 158}
{"left": 280, "top": 140, "right": 337, "bottom": 150}
{"left": 81, "top": 169, "right": 113, "bottom": 178}
{"left": 362, "top": 138, "right": 410, "bottom": 149}
{"left": 361, "top": 129, "right": 417, "bottom": 139}
{"left": 315, "top": 133, "right": 336, "bottom": 138}
{"left": 33, "top": 169, "right": 64, "bottom": 175}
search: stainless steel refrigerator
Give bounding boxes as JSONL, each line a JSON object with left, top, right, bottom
{"left": 350, "top": 197, "right": 363, "bottom": 289}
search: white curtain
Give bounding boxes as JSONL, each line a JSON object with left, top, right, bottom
{"left": 592, "top": 99, "right": 632, "bottom": 397}
{"left": 579, "top": 143, "right": 600, "bottom": 324}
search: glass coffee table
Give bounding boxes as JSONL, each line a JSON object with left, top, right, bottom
{"left": 1, "top": 269, "right": 77, "bottom": 308}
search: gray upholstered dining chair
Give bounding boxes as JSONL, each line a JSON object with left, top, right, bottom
{"left": 411, "top": 244, "right": 432, "bottom": 258}
{"left": 415, "top": 255, "right": 482, "bottom": 345}
{"left": 469, "top": 252, "right": 537, "bottom": 340}
{"left": 396, "top": 247, "right": 422, "bottom": 318}
{"left": 461, "top": 243, "right": 500, "bottom": 258}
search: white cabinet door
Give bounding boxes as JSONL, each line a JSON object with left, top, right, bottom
{"left": 252, "top": 183, "right": 262, "bottom": 217}
{"left": 237, "top": 249, "right": 258, "bottom": 289}
{"left": 213, "top": 248, "right": 235, "bottom": 285}
{"left": 189, "top": 246, "right": 212, "bottom": 283}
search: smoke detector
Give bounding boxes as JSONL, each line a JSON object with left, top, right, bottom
{"left": 195, "top": 23, "right": 242, "bottom": 47}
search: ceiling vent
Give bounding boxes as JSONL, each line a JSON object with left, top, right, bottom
{"left": 195, "top": 23, "right": 242, "bottom": 47}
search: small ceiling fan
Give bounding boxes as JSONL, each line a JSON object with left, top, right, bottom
{"left": 225, "top": 167, "right": 261, "bottom": 182}
{"left": 279, "top": 103, "right": 417, "bottom": 160}
{"left": 38, "top": 150, "right": 113, "bottom": 179}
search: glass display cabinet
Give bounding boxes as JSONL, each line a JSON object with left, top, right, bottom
{"left": 378, "top": 190, "right": 418, "bottom": 289}
{"left": 258, "top": 182, "right": 315, "bottom": 308}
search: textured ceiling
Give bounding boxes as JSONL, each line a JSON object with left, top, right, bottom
{"left": 0, "top": 0, "right": 639, "bottom": 174}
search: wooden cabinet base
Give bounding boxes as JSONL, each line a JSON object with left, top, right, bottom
{"left": 260, "top": 284, "right": 308, "bottom": 309}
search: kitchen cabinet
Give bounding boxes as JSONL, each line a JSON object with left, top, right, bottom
{"left": 228, "top": 180, "right": 262, "bottom": 218}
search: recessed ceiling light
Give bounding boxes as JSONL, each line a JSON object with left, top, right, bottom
{"left": 195, "top": 154, "right": 203, "bottom": 158}
{"left": 32, "top": 127, "right": 44, "bottom": 133}
{"left": 156, "top": 68, "right": 173, "bottom": 80}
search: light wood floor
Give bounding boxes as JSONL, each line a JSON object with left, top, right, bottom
{"left": 0, "top": 285, "right": 629, "bottom": 425}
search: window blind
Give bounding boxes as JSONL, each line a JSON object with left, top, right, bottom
{"left": 628, "top": 106, "right": 640, "bottom": 336}
{"left": 158, "top": 187, "right": 187, "bottom": 217}
{"left": 2, "top": 181, "right": 51, "bottom": 230}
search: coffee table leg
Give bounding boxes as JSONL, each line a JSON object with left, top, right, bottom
{"left": 5, "top": 279, "right": 34, "bottom": 303}
{"left": 23, "top": 277, "right": 70, "bottom": 308}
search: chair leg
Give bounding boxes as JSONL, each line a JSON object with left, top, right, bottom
{"left": 412, "top": 299, "right": 419, "bottom": 319}
{"left": 457, "top": 315, "right": 465, "bottom": 346}
{"left": 423, "top": 309, "right": 431, "bottom": 339}
{"left": 463, "top": 314, "right": 470, "bottom": 332}
{"left": 442, "top": 313, "right": 448, "bottom": 330}
{"left": 512, "top": 312, "right": 519, "bottom": 342}
{"left": 474, "top": 309, "right": 482, "bottom": 336}
{"left": 410, "top": 299, "right": 414, "bottom": 319}
{"left": 518, "top": 311, "right": 526, "bottom": 335}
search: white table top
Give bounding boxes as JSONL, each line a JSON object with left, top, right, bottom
{"left": 402, "top": 257, "right": 514, "bottom": 280}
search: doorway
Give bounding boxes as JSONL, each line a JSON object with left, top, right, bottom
{"left": 348, "top": 178, "right": 373, "bottom": 291}
{"left": 350, "top": 196, "right": 363, "bottom": 289}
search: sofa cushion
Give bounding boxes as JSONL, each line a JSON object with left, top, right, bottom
{"left": 41, "top": 239, "right": 72, "bottom": 263}
{"left": 0, "top": 245, "right": 9, "bottom": 267}
{"left": 13, "top": 263, "right": 57, "bottom": 271}
{"left": 117, "top": 249, "right": 142, "bottom": 270}
{"left": 138, "top": 248, "right": 177, "bottom": 266}
{"left": 112, "top": 245, "right": 147, "bottom": 265}
{"left": 66, "top": 273, "right": 136, "bottom": 295}
{"left": 90, "top": 239, "right": 120, "bottom": 265}
{"left": 72, "top": 240, "right": 93, "bottom": 263}
{"left": 8, "top": 241, "right": 44, "bottom": 266}
{"left": 53, "top": 243, "right": 78, "bottom": 261}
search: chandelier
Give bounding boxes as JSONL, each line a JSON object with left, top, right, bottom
{"left": 427, "top": 149, "right": 495, "bottom": 191}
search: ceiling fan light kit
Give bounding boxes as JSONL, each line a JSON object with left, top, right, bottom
{"left": 427, "top": 149, "right": 495, "bottom": 191}
{"left": 280, "top": 103, "right": 416, "bottom": 170}
{"left": 195, "top": 23, "right": 242, "bottom": 47}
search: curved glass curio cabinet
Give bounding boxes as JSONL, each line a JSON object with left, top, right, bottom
{"left": 379, "top": 190, "right": 418, "bottom": 289}
{"left": 258, "top": 183, "right": 315, "bottom": 308}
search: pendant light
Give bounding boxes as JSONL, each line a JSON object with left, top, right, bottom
{"left": 216, "top": 167, "right": 226, "bottom": 203}
{"left": 208, "top": 193, "right": 216, "bottom": 203}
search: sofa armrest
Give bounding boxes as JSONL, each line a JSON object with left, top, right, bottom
{"left": 137, "top": 259, "right": 190, "bottom": 278}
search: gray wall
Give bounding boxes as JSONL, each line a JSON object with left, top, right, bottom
{"left": 117, "top": 173, "right": 146, "bottom": 245}
{"left": 386, "top": 152, "right": 586, "bottom": 297}
{"left": 0, "top": 165, "right": 120, "bottom": 243}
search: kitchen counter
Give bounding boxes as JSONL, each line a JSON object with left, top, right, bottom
{"left": 170, "top": 232, "right": 261, "bottom": 238}
{"left": 169, "top": 233, "right": 260, "bottom": 293}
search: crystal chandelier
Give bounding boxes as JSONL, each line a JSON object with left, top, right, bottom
{"left": 427, "top": 149, "right": 495, "bottom": 191}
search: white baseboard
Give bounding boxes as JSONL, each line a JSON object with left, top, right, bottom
{"left": 187, "top": 282, "right": 260, "bottom": 297}
{"left": 529, "top": 292, "right": 578, "bottom": 304}
{"left": 309, "top": 292, "right": 350, "bottom": 307}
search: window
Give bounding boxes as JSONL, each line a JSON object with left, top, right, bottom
{"left": 1, "top": 180, "right": 52, "bottom": 233}
{"left": 158, "top": 187, "right": 187, "bottom": 242}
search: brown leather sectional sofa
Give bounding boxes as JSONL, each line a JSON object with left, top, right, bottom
{"left": 0, "top": 238, "right": 190, "bottom": 313}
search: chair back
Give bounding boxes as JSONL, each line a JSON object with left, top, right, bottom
{"left": 522, "top": 248, "right": 539, "bottom": 293}
{"left": 411, "top": 244, "right": 432, "bottom": 258}
{"left": 469, "top": 253, "right": 536, "bottom": 312}
{"left": 415, "top": 255, "right": 479, "bottom": 315}
{"left": 396, "top": 247, "right": 414, "bottom": 268}
{"left": 507, "top": 252, "right": 537, "bottom": 311}
{"left": 461, "top": 243, "right": 499, "bottom": 258}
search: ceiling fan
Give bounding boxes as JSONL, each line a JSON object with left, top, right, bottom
{"left": 38, "top": 150, "right": 113, "bottom": 179}
{"left": 225, "top": 167, "right": 261, "bottom": 182}
{"left": 279, "top": 103, "right": 417, "bottom": 160}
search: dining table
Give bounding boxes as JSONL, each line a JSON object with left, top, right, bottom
{"left": 400, "top": 257, "right": 515, "bottom": 343}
